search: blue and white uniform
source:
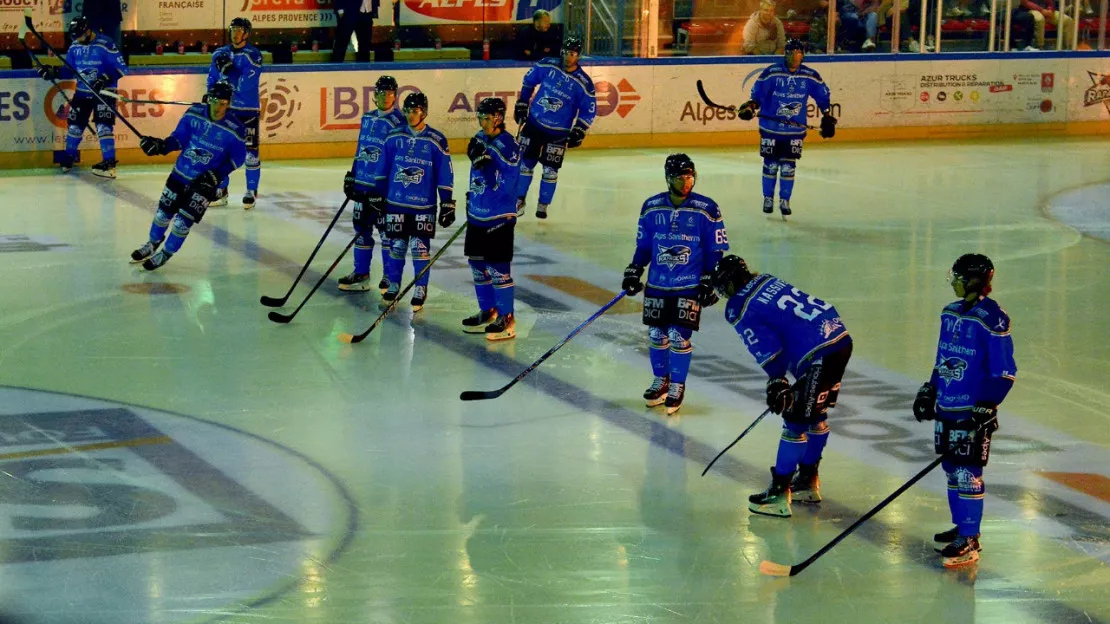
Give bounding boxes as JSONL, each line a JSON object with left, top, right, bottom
{"left": 207, "top": 43, "right": 263, "bottom": 193}
{"left": 349, "top": 106, "right": 406, "bottom": 277}
{"left": 61, "top": 33, "right": 127, "bottom": 164}
{"left": 466, "top": 130, "right": 521, "bottom": 317}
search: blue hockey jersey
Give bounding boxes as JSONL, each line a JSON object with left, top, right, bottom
{"left": 351, "top": 106, "right": 406, "bottom": 195}
{"left": 165, "top": 105, "right": 248, "bottom": 183}
{"left": 930, "top": 297, "right": 1017, "bottom": 417}
{"left": 520, "top": 57, "right": 597, "bottom": 135}
{"left": 724, "top": 274, "right": 851, "bottom": 379}
{"left": 632, "top": 191, "right": 728, "bottom": 296}
{"left": 467, "top": 130, "right": 521, "bottom": 227}
{"left": 376, "top": 124, "right": 454, "bottom": 213}
{"left": 63, "top": 34, "right": 126, "bottom": 95}
{"left": 749, "top": 62, "right": 831, "bottom": 137}
{"left": 207, "top": 44, "right": 263, "bottom": 111}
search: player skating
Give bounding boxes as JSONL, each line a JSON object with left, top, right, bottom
{"left": 513, "top": 35, "right": 596, "bottom": 219}
{"left": 338, "top": 75, "right": 406, "bottom": 294}
{"left": 709, "top": 255, "right": 852, "bottom": 517}
{"left": 621, "top": 154, "right": 728, "bottom": 415}
{"left": 374, "top": 92, "right": 455, "bottom": 311}
{"left": 36, "top": 16, "right": 127, "bottom": 178}
{"left": 206, "top": 17, "right": 263, "bottom": 208}
{"left": 736, "top": 39, "right": 836, "bottom": 218}
{"left": 462, "top": 98, "right": 522, "bottom": 340}
{"left": 130, "top": 82, "right": 247, "bottom": 271}
{"left": 913, "top": 253, "right": 1016, "bottom": 568}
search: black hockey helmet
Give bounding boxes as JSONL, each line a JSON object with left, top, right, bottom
{"left": 476, "top": 97, "right": 507, "bottom": 117}
{"left": 229, "top": 17, "right": 253, "bottom": 33}
{"left": 562, "top": 35, "right": 584, "bottom": 53}
{"left": 711, "top": 255, "right": 755, "bottom": 298}
{"left": 403, "top": 91, "right": 428, "bottom": 112}
{"left": 664, "top": 153, "right": 696, "bottom": 178}
{"left": 950, "top": 253, "right": 994, "bottom": 294}
{"left": 207, "top": 80, "right": 235, "bottom": 102}
{"left": 68, "top": 16, "right": 91, "bottom": 39}
{"left": 375, "top": 75, "right": 398, "bottom": 92}
{"left": 785, "top": 38, "right": 807, "bottom": 53}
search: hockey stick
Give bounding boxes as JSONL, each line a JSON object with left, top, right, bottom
{"left": 337, "top": 221, "right": 468, "bottom": 344}
{"left": 695, "top": 79, "right": 815, "bottom": 130}
{"left": 98, "top": 90, "right": 200, "bottom": 107}
{"left": 701, "top": 407, "right": 773, "bottom": 477}
{"left": 460, "top": 291, "right": 628, "bottom": 401}
{"left": 260, "top": 199, "right": 350, "bottom": 307}
{"left": 23, "top": 9, "right": 148, "bottom": 139}
{"left": 17, "top": 36, "right": 98, "bottom": 144}
{"left": 267, "top": 234, "right": 357, "bottom": 324}
{"left": 760, "top": 455, "right": 945, "bottom": 577}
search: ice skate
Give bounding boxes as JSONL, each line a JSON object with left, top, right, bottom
{"left": 410, "top": 285, "right": 427, "bottom": 311}
{"left": 941, "top": 535, "right": 981, "bottom": 568}
{"left": 665, "top": 382, "right": 685, "bottom": 415}
{"left": 462, "top": 309, "right": 498, "bottom": 334}
{"left": 515, "top": 197, "right": 526, "bottom": 217}
{"left": 91, "top": 158, "right": 117, "bottom": 179}
{"left": 337, "top": 271, "right": 371, "bottom": 292}
{"left": 536, "top": 203, "right": 548, "bottom": 219}
{"left": 378, "top": 277, "right": 390, "bottom": 294}
{"left": 242, "top": 190, "right": 257, "bottom": 210}
{"left": 209, "top": 187, "right": 229, "bottom": 207}
{"left": 142, "top": 249, "right": 173, "bottom": 271}
{"left": 379, "top": 282, "right": 401, "bottom": 309}
{"left": 790, "top": 462, "right": 821, "bottom": 503}
{"left": 484, "top": 313, "right": 515, "bottom": 341}
{"left": 763, "top": 196, "right": 774, "bottom": 214}
{"left": 643, "top": 376, "right": 669, "bottom": 407}
{"left": 933, "top": 526, "right": 960, "bottom": 551}
{"left": 130, "top": 238, "right": 164, "bottom": 264}
{"left": 58, "top": 154, "right": 75, "bottom": 173}
{"left": 779, "top": 199, "right": 792, "bottom": 220}
{"left": 749, "top": 467, "right": 793, "bottom": 517}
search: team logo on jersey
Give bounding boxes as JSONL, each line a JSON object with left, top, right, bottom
{"left": 656, "top": 245, "right": 691, "bottom": 269}
{"left": 776, "top": 101, "right": 804, "bottom": 118}
{"left": 469, "top": 177, "right": 488, "bottom": 195}
{"left": 357, "top": 146, "right": 382, "bottom": 164}
{"left": 820, "top": 317, "right": 843, "bottom": 339}
{"left": 536, "top": 97, "right": 564, "bottom": 114}
{"left": 182, "top": 148, "right": 214, "bottom": 166}
{"left": 936, "top": 357, "right": 967, "bottom": 385}
{"left": 394, "top": 166, "right": 425, "bottom": 188}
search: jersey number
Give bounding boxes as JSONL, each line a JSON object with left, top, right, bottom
{"left": 715, "top": 229, "right": 728, "bottom": 246}
{"left": 776, "top": 288, "right": 832, "bottom": 321}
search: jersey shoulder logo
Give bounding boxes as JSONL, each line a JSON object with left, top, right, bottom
{"left": 655, "top": 245, "right": 691, "bottom": 269}
{"left": 820, "top": 317, "right": 844, "bottom": 338}
{"left": 394, "top": 166, "right": 425, "bottom": 187}
{"left": 183, "top": 147, "right": 214, "bottom": 166}
{"left": 936, "top": 357, "right": 968, "bottom": 385}
{"left": 536, "top": 96, "right": 564, "bottom": 114}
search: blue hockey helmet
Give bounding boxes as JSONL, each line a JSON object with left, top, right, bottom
{"left": 711, "top": 255, "right": 755, "bottom": 298}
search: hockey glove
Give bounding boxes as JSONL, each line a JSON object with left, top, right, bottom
{"left": 970, "top": 402, "right": 998, "bottom": 427}
{"left": 820, "top": 112, "right": 837, "bottom": 139}
{"left": 343, "top": 170, "right": 368, "bottom": 203}
{"left": 190, "top": 170, "right": 221, "bottom": 201}
{"left": 697, "top": 274, "right": 720, "bottom": 307}
{"left": 467, "top": 137, "right": 492, "bottom": 169}
{"left": 214, "top": 53, "right": 234, "bottom": 74}
{"left": 438, "top": 200, "right": 456, "bottom": 227}
{"left": 912, "top": 382, "right": 937, "bottom": 422}
{"left": 737, "top": 100, "right": 757, "bottom": 121}
{"left": 90, "top": 73, "right": 112, "bottom": 94}
{"left": 766, "top": 377, "right": 794, "bottom": 415}
{"left": 514, "top": 100, "right": 529, "bottom": 126}
{"left": 567, "top": 126, "right": 587, "bottom": 149}
{"left": 622, "top": 264, "right": 645, "bottom": 296}
{"left": 37, "top": 64, "right": 60, "bottom": 82}
{"left": 139, "top": 136, "right": 168, "bottom": 156}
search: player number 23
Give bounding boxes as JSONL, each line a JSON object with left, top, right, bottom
{"left": 776, "top": 288, "right": 832, "bottom": 321}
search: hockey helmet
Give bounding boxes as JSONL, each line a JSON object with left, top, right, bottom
{"left": 664, "top": 153, "right": 696, "bottom": 178}
{"left": 375, "top": 75, "right": 399, "bottom": 92}
{"left": 403, "top": 91, "right": 429, "bottom": 112}
{"left": 562, "top": 35, "right": 584, "bottom": 53}
{"left": 207, "top": 80, "right": 235, "bottom": 103}
{"left": 229, "top": 17, "right": 253, "bottom": 33}
{"left": 950, "top": 253, "right": 994, "bottom": 295}
{"left": 785, "top": 38, "right": 807, "bottom": 53}
{"left": 476, "top": 97, "right": 507, "bottom": 117}
{"left": 68, "top": 16, "right": 91, "bottom": 40}
{"left": 711, "top": 255, "right": 755, "bottom": 298}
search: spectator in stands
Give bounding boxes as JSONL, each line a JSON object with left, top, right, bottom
{"left": 333, "top": 0, "right": 378, "bottom": 62}
{"left": 81, "top": 0, "right": 123, "bottom": 48}
{"left": 742, "top": 0, "right": 787, "bottom": 54}
{"left": 878, "top": 0, "right": 928, "bottom": 51}
{"left": 839, "top": 0, "right": 881, "bottom": 50}
{"left": 1012, "top": 0, "right": 1074, "bottom": 49}
{"left": 518, "top": 10, "right": 562, "bottom": 60}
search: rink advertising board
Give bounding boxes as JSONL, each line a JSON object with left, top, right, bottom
{"left": 399, "top": 0, "right": 564, "bottom": 25}
{"left": 0, "top": 0, "right": 64, "bottom": 36}
{"left": 1, "top": 56, "right": 1108, "bottom": 156}
{"left": 227, "top": 0, "right": 338, "bottom": 30}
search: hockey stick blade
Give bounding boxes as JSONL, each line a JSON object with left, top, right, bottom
{"left": 267, "top": 310, "right": 294, "bottom": 324}
{"left": 459, "top": 389, "right": 505, "bottom": 402}
{"left": 696, "top": 80, "right": 735, "bottom": 111}
{"left": 759, "top": 560, "right": 794, "bottom": 577}
{"left": 19, "top": 9, "right": 30, "bottom": 39}
{"left": 267, "top": 234, "right": 356, "bottom": 325}
{"left": 260, "top": 295, "right": 287, "bottom": 307}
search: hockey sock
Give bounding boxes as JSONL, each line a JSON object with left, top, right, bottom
{"left": 538, "top": 166, "right": 558, "bottom": 205}
{"left": 515, "top": 160, "right": 536, "bottom": 199}
{"left": 65, "top": 124, "right": 82, "bottom": 157}
{"left": 762, "top": 158, "right": 779, "bottom": 198}
{"left": 778, "top": 159, "right": 797, "bottom": 200}
{"left": 245, "top": 149, "right": 261, "bottom": 192}
{"left": 490, "top": 261, "right": 514, "bottom": 316}
{"left": 379, "top": 229, "right": 390, "bottom": 275}
{"left": 945, "top": 464, "right": 961, "bottom": 525}
{"left": 149, "top": 208, "right": 172, "bottom": 243}
{"left": 353, "top": 229, "right": 374, "bottom": 274}
{"left": 469, "top": 260, "right": 495, "bottom": 310}
{"left": 800, "top": 420, "right": 829, "bottom": 465}
{"left": 774, "top": 424, "right": 808, "bottom": 477}
{"left": 163, "top": 213, "right": 194, "bottom": 254}
{"left": 648, "top": 326, "right": 670, "bottom": 378}
{"left": 667, "top": 326, "right": 694, "bottom": 383}
{"left": 96, "top": 124, "right": 115, "bottom": 161}
{"left": 386, "top": 237, "right": 407, "bottom": 284}
{"left": 411, "top": 236, "right": 431, "bottom": 288}
{"left": 956, "top": 466, "right": 985, "bottom": 536}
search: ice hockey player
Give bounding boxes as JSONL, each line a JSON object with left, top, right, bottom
{"left": 130, "top": 81, "right": 247, "bottom": 271}
{"left": 206, "top": 17, "right": 263, "bottom": 208}
{"left": 462, "top": 97, "right": 522, "bottom": 341}
{"left": 338, "top": 75, "right": 406, "bottom": 294}
{"left": 36, "top": 16, "right": 127, "bottom": 178}
{"left": 913, "top": 253, "right": 1016, "bottom": 568}
{"left": 513, "top": 35, "right": 596, "bottom": 219}
{"left": 373, "top": 92, "right": 455, "bottom": 311}
{"left": 736, "top": 38, "right": 836, "bottom": 218}
{"left": 621, "top": 154, "right": 728, "bottom": 415}
{"left": 710, "top": 255, "right": 852, "bottom": 517}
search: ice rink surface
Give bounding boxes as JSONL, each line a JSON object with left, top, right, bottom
{"left": 0, "top": 137, "right": 1108, "bottom": 623}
